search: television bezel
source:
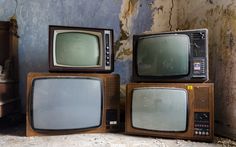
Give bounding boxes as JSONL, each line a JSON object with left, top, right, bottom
{"left": 26, "top": 73, "right": 120, "bottom": 136}
{"left": 132, "top": 29, "right": 209, "bottom": 83}
{"left": 48, "top": 25, "right": 114, "bottom": 73}
{"left": 125, "top": 83, "right": 214, "bottom": 142}
{"left": 29, "top": 77, "right": 103, "bottom": 132}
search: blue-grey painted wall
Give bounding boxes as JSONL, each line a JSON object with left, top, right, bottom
{"left": 1, "top": 0, "right": 173, "bottom": 111}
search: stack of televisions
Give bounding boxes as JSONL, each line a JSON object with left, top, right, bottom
{"left": 126, "top": 29, "right": 214, "bottom": 142}
{"left": 26, "top": 26, "right": 120, "bottom": 136}
{"left": 26, "top": 25, "right": 214, "bottom": 142}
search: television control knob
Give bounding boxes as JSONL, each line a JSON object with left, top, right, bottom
{"left": 199, "top": 131, "right": 202, "bottom": 135}
{"left": 106, "top": 46, "right": 109, "bottom": 50}
{"left": 106, "top": 52, "right": 109, "bottom": 55}
{"left": 106, "top": 56, "right": 110, "bottom": 60}
{"left": 106, "top": 61, "right": 110, "bottom": 65}
{"left": 202, "top": 132, "right": 206, "bottom": 135}
{"left": 195, "top": 131, "right": 198, "bottom": 135}
{"left": 194, "top": 43, "right": 200, "bottom": 48}
{"left": 200, "top": 32, "right": 205, "bottom": 39}
{"left": 206, "top": 132, "right": 209, "bottom": 136}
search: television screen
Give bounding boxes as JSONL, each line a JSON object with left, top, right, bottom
{"left": 54, "top": 32, "right": 101, "bottom": 67}
{"left": 55, "top": 32, "right": 100, "bottom": 67}
{"left": 137, "top": 35, "right": 189, "bottom": 76}
{"left": 132, "top": 88, "right": 187, "bottom": 131}
{"left": 31, "top": 77, "right": 102, "bottom": 130}
{"left": 49, "top": 25, "right": 114, "bottom": 72}
{"left": 133, "top": 29, "right": 209, "bottom": 82}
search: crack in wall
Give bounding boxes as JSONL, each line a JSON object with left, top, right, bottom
{"left": 150, "top": 0, "right": 177, "bottom": 32}
{"left": 169, "top": 0, "right": 174, "bottom": 31}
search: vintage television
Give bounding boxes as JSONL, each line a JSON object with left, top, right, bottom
{"left": 125, "top": 83, "right": 214, "bottom": 142}
{"left": 48, "top": 25, "right": 114, "bottom": 72}
{"left": 133, "top": 29, "right": 208, "bottom": 82}
{"left": 26, "top": 73, "right": 120, "bottom": 136}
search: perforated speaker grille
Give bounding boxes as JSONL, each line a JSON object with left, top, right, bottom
{"left": 194, "top": 87, "right": 209, "bottom": 109}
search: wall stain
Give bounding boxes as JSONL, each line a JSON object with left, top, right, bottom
{"left": 206, "top": 0, "right": 214, "bottom": 4}
{"left": 116, "top": 0, "right": 139, "bottom": 60}
{"left": 178, "top": 2, "right": 236, "bottom": 137}
{"left": 128, "top": 0, "right": 138, "bottom": 15}
{"left": 150, "top": 0, "right": 178, "bottom": 33}
{"left": 116, "top": 48, "right": 132, "bottom": 60}
{"left": 152, "top": 5, "right": 164, "bottom": 14}
{"left": 177, "top": 18, "right": 198, "bottom": 30}
{"left": 179, "top": 4, "right": 236, "bottom": 62}
{"left": 114, "top": 21, "right": 129, "bottom": 60}
{"left": 205, "top": 5, "right": 236, "bottom": 57}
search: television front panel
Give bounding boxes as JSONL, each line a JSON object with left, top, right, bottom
{"left": 133, "top": 29, "right": 208, "bottom": 82}
{"left": 126, "top": 83, "right": 214, "bottom": 142}
{"left": 49, "top": 25, "right": 114, "bottom": 73}
{"left": 26, "top": 73, "right": 120, "bottom": 136}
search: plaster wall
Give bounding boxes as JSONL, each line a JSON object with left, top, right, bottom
{"left": 178, "top": 0, "right": 236, "bottom": 139}
{"left": 0, "top": 0, "right": 176, "bottom": 109}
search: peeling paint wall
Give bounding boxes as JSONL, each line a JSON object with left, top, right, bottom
{"left": 0, "top": 0, "right": 177, "bottom": 110}
{"left": 116, "top": 0, "right": 178, "bottom": 61}
{"left": 0, "top": 1, "right": 177, "bottom": 112}
{"left": 178, "top": 0, "right": 236, "bottom": 139}
{"left": 115, "top": 0, "right": 178, "bottom": 83}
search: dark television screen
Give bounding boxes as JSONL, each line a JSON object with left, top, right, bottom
{"left": 31, "top": 78, "right": 102, "bottom": 130}
{"left": 137, "top": 34, "right": 190, "bottom": 76}
{"left": 55, "top": 32, "right": 100, "bottom": 67}
{"left": 132, "top": 88, "right": 187, "bottom": 131}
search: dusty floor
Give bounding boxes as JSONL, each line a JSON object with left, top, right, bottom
{"left": 0, "top": 116, "right": 235, "bottom": 147}
{"left": 0, "top": 126, "right": 223, "bottom": 147}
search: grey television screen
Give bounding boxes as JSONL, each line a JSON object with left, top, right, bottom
{"left": 132, "top": 88, "right": 188, "bottom": 131}
{"left": 55, "top": 32, "right": 100, "bottom": 67}
{"left": 31, "top": 77, "right": 102, "bottom": 130}
{"left": 137, "top": 34, "right": 190, "bottom": 76}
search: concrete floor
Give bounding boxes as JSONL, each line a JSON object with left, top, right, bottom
{"left": 0, "top": 122, "right": 235, "bottom": 147}
{"left": 0, "top": 113, "right": 236, "bottom": 147}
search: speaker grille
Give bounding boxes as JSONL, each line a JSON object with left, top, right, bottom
{"left": 194, "top": 87, "right": 209, "bottom": 109}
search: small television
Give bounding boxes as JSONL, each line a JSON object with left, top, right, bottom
{"left": 133, "top": 29, "right": 209, "bottom": 82}
{"left": 26, "top": 73, "right": 120, "bottom": 136}
{"left": 125, "top": 83, "right": 214, "bottom": 142}
{"left": 48, "top": 25, "right": 114, "bottom": 72}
